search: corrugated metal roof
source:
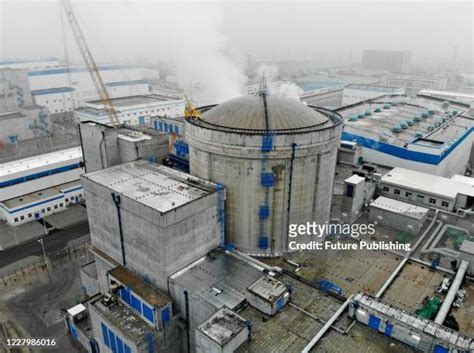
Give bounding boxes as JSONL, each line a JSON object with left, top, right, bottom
{"left": 201, "top": 95, "right": 328, "bottom": 130}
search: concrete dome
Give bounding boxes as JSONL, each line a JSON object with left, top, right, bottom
{"left": 200, "top": 95, "right": 328, "bottom": 131}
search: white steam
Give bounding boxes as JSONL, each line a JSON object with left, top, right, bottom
{"left": 254, "top": 63, "right": 303, "bottom": 100}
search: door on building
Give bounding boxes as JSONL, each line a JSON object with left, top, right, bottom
{"left": 138, "top": 116, "right": 146, "bottom": 125}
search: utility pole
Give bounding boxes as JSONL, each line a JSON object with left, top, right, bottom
{"left": 37, "top": 238, "right": 47, "bottom": 268}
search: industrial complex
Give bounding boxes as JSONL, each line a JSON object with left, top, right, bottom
{"left": 0, "top": 2, "right": 473, "bottom": 353}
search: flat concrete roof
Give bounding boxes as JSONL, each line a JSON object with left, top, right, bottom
{"left": 87, "top": 94, "right": 179, "bottom": 108}
{"left": 82, "top": 160, "right": 217, "bottom": 214}
{"left": 109, "top": 266, "right": 170, "bottom": 308}
{"left": 345, "top": 174, "right": 365, "bottom": 185}
{"left": 0, "top": 147, "right": 82, "bottom": 178}
{"left": 91, "top": 297, "right": 150, "bottom": 344}
{"left": 381, "top": 167, "right": 474, "bottom": 199}
{"left": 198, "top": 307, "right": 247, "bottom": 346}
{"left": 370, "top": 196, "right": 428, "bottom": 219}
{"left": 1, "top": 180, "right": 81, "bottom": 209}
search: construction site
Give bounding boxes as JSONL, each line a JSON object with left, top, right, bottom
{"left": 0, "top": 1, "right": 473, "bottom": 353}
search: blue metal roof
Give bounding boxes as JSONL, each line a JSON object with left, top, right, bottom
{"left": 106, "top": 80, "right": 148, "bottom": 87}
{"left": 31, "top": 87, "right": 75, "bottom": 95}
{"left": 0, "top": 57, "right": 58, "bottom": 65}
{"left": 28, "top": 64, "right": 130, "bottom": 77}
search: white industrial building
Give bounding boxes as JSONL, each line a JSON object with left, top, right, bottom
{"left": 380, "top": 167, "right": 474, "bottom": 212}
{"left": 300, "top": 85, "right": 344, "bottom": 109}
{"left": 27, "top": 65, "right": 159, "bottom": 113}
{"left": 419, "top": 89, "right": 474, "bottom": 108}
{"left": 342, "top": 84, "right": 405, "bottom": 106}
{"left": 381, "top": 75, "right": 447, "bottom": 96}
{"left": 0, "top": 147, "right": 84, "bottom": 225}
{"left": 337, "top": 95, "right": 474, "bottom": 177}
{"left": 74, "top": 94, "right": 185, "bottom": 126}
{"left": 0, "top": 57, "right": 60, "bottom": 70}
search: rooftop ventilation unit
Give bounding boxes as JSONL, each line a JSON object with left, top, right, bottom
{"left": 400, "top": 121, "right": 408, "bottom": 129}
{"left": 374, "top": 107, "right": 382, "bottom": 113}
{"left": 383, "top": 104, "right": 391, "bottom": 109}
{"left": 392, "top": 124, "right": 402, "bottom": 133}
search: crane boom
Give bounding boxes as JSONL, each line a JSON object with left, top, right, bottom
{"left": 61, "top": 0, "right": 120, "bottom": 126}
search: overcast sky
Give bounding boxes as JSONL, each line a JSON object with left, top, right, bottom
{"left": 1, "top": 1, "right": 472, "bottom": 64}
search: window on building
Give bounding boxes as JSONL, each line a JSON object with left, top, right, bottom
{"left": 382, "top": 186, "right": 389, "bottom": 192}
{"left": 14, "top": 217, "right": 18, "bottom": 222}
{"left": 429, "top": 198, "right": 436, "bottom": 204}
{"left": 41, "top": 209, "right": 45, "bottom": 213}
{"left": 60, "top": 203, "right": 63, "bottom": 207}
{"left": 65, "top": 198, "right": 69, "bottom": 202}
{"left": 28, "top": 213, "right": 32, "bottom": 218}
{"left": 406, "top": 192, "right": 412, "bottom": 198}
{"left": 20, "top": 216, "right": 24, "bottom": 220}
{"left": 441, "top": 201, "right": 449, "bottom": 207}
{"left": 394, "top": 189, "right": 401, "bottom": 195}
{"left": 47, "top": 207, "right": 51, "bottom": 211}
{"left": 54, "top": 205, "right": 58, "bottom": 209}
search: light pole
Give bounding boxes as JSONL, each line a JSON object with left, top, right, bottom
{"left": 37, "top": 238, "right": 47, "bottom": 267}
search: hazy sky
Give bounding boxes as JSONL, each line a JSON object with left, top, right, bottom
{"left": 1, "top": 1, "right": 472, "bottom": 64}
{"left": 0, "top": 0, "right": 472, "bottom": 101}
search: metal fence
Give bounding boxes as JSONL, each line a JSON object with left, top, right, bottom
{"left": 0, "top": 240, "right": 89, "bottom": 287}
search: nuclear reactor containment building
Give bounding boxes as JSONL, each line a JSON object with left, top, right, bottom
{"left": 185, "top": 94, "right": 343, "bottom": 255}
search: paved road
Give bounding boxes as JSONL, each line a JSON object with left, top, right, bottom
{"left": 0, "top": 221, "right": 90, "bottom": 268}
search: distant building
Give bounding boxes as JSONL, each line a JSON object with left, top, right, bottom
{"left": 362, "top": 50, "right": 412, "bottom": 73}
{"left": 300, "top": 85, "right": 344, "bottom": 109}
{"left": 0, "top": 147, "right": 84, "bottom": 226}
{"left": 381, "top": 75, "right": 447, "bottom": 96}
{"left": 337, "top": 95, "right": 473, "bottom": 177}
{"left": 0, "top": 57, "right": 60, "bottom": 70}
{"left": 342, "top": 84, "right": 405, "bottom": 106}
{"left": 27, "top": 65, "right": 159, "bottom": 113}
{"left": 74, "top": 94, "right": 185, "bottom": 126}
{"left": 0, "top": 69, "right": 50, "bottom": 144}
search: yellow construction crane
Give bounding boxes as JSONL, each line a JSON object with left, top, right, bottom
{"left": 184, "top": 95, "right": 200, "bottom": 119}
{"left": 61, "top": 0, "right": 120, "bottom": 126}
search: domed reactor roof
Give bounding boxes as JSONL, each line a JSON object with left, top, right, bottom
{"left": 198, "top": 94, "right": 330, "bottom": 133}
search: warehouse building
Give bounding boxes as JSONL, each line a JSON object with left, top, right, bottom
{"left": 74, "top": 94, "right": 184, "bottom": 126}
{"left": 380, "top": 167, "right": 474, "bottom": 212}
{"left": 342, "top": 84, "right": 405, "bottom": 106}
{"left": 299, "top": 85, "right": 344, "bottom": 109}
{"left": 381, "top": 75, "right": 447, "bottom": 96}
{"left": 27, "top": 65, "right": 159, "bottom": 113}
{"left": 0, "top": 147, "right": 84, "bottom": 225}
{"left": 337, "top": 95, "right": 473, "bottom": 177}
{"left": 0, "top": 57, "right": 60, "bottom": 70}
{"left": 369, "top": 196, "right": 429, "bottom": 235}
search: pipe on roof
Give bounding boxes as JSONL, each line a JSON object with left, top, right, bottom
{"left": 301, "top": 295, "right": 353, "bottom": 353}
{"left": 434, "top": 260, "right": 469, "bottom": 325}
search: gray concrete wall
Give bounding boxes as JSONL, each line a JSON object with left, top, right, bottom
{"left": 185, "top": 121, "right": 342, "bottom": 255}
{"left": 0, "top": 69, "right": 33, "bottom": 111}
{"left": 369, "top": 207, "right": 426, "bottom": 235}
{"left": 82, "top": 175, "right": 220, "bottom": 291}
{"left": 79, "top": 123, "right": 120, "bottom": 173}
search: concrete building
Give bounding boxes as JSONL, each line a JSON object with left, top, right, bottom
{"left": 0, "top": 69, "right": 50, "bottom": 144}
{"left": 380, "top": 167, "right": 474, "bottom": 212}
{"left": 27, "top": 65, "right": 159, "bottom": 113}
{"left": 78, "top": 121, "right": 169, "bottom": 173}
{"left": 342, "top": 84, "right": 405, "bottom": 106}
{"left": 361, "top": 50, "right": 412, "bottom": 74}
{"left": 337, "top": 95, "right": 473, "bottom": 177}
{"left": 381, "top": 75, "right": 447, "bottom": 96}
{"left": 0, "top": 147, "right": 84, "bottom": 225}
{"left": 340, "top": 174, "right": 367, "bottom": 223}
{"left": 74, "top": 95, "right": 185, "bottom": 126}
{"left": 185, "top": 94, "right": 343, "bottom": 255}
{"left": 419, "top": 89, "right": 474, "bottom": 107}
{"left": 300, "top": 86, "right": 344, "bottom": 109}
{"left": 369, "top": 196, "right": 429, "bottom": 235}
{"left": 81, "top": 160, "right": 223, "bottom": 292}
{"left": 337, "top": 141, "right": 363, "bottom": 166}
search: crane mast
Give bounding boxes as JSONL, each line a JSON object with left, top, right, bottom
{"left": 61, "top": 0, "right": 120, "bottom": 126}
